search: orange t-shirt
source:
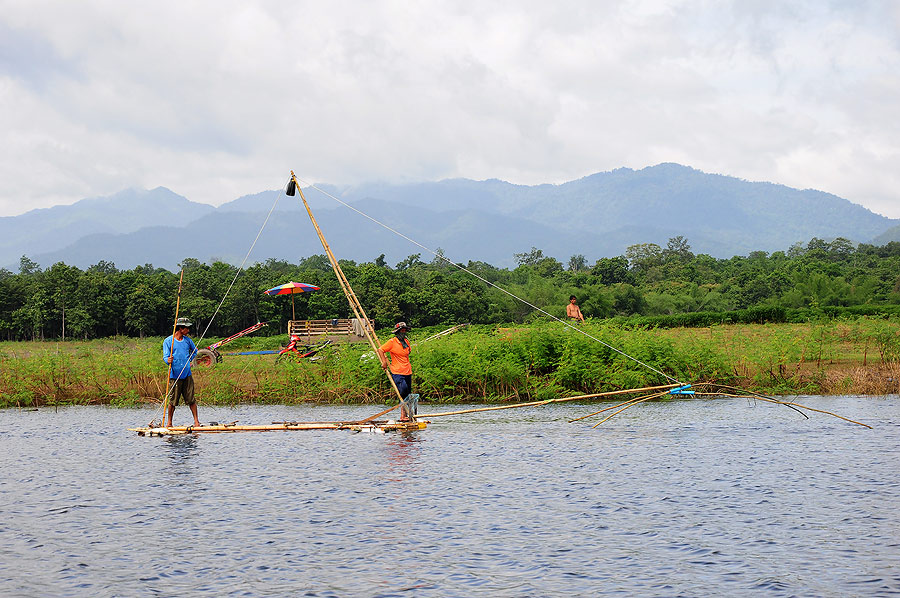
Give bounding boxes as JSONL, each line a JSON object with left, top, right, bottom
{"left": 380, "top": 337, "right": 412, "bottom": 375}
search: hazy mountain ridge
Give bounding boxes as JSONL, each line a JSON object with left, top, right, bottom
{"left": 0, "top": 187, "right": 214, "bottom": 267}
{"left": 7, "top": 164, "right": 898, "bottom": 271}
{"left": 29, "top": 200, "right": 598, "bottom": 270}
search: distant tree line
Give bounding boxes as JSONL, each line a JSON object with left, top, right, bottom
{"left": 2, "top": 236, "right": 900, "bottom": 341}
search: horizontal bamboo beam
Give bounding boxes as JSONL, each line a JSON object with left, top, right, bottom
{"left": 418, "top": 383, "right": 681, "bottom": 418}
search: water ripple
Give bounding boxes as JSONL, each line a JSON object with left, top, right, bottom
{"left": 0, "top": 397, "right": 898, "bottom": 596}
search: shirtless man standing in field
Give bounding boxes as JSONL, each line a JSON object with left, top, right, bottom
{"left": 566, "top": 296, "right": 585, "bottom": 323}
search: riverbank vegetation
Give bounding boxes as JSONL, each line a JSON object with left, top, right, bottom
{"left": 2, "top": 237, "right": 900, "bottom": 342}
{"left": 3, "top": 236, "right": 900, "bottom": 407}
{"left": 2, "top": 319, "right": 898, "bottom": 409}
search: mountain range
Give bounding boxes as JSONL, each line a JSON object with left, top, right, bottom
{"left": 4, "top": 163, "right": 897, "bottom": 271}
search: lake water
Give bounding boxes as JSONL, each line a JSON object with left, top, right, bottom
{"left": 1, "top": 397, "right": 898, "bottom": 597}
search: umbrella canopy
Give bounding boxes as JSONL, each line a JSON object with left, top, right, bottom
{"left": 264, "top": 282, "right": 320, "bottom": 321}
{"left": 264, "top": 282, "right": 320, "bottom": 296}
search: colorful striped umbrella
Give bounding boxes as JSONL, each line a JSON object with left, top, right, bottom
{"left": 264, "top": 282, "right": 320, "bottom": 320}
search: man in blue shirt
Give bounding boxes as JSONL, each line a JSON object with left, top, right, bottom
{"left": 162, "top": 317, "right": 200, "bottom": 427}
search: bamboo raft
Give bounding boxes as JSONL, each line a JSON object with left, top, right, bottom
{"left": 130, "top": 420, "right": 428, "bottom": 437}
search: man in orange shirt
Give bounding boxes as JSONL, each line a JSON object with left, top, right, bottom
{"left": 377, "top": 321, "right": 416, "bottom": 421}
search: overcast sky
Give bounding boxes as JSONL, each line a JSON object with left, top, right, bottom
{"left": 1, "top": 0, "right": 899, "bottom": 218}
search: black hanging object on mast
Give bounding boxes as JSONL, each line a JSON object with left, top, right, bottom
{"left": 286, "top": 179, "right": 297, "bottom": 196}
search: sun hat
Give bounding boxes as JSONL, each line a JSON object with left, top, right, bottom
{"left": 394, "top": 321, "right": 410, "bottom": 332}
{"left": 175, "top": 317, "right": 193, "bottom": 328}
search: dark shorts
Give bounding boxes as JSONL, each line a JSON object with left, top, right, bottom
{"left": 391, "top": 374, "right": 417, "bottom": 417}
{"left": 167, "top": 376, "right": 195, "bottom": 406}
{"left": 391, "top": 373, "right": 411, "bottom": 399}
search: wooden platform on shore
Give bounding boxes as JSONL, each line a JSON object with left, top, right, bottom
{"left": 130, "top": 420, "right": 427, "bottom": 436}
{"left": 287, "top": 318, "right": 369, "bottom": 339}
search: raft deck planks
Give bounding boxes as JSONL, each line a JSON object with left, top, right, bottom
{"left": 130, "top": 420, "right": 428, "bottom": 436}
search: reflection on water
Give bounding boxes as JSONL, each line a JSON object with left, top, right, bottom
{"left": 0, "top": 398, "right": 898, "bottom": 597}
{"left": 383, "top": 432, "right": 422, "bottom": 481}
{"left": 165, "top": 435, "right": 199, "bottom": 465}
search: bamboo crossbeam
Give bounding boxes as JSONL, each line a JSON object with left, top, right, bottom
{"left": 418, "top": 383, "right": 680, "bottom": 418}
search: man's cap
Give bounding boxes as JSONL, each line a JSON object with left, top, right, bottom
{"left": 175, "top": 317, "right": 192, "bottom": 328}
{"left": 394, "top": 321, "right": 410, "bottom": 331}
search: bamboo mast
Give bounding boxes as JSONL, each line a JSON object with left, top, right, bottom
{"left": 161, "top": 269, "right": 185, "bottom": 421}
{"left": 288, "top": 172, "right": 412, "bottom": 422}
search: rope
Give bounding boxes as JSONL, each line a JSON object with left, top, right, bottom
{"left": 295, "top": 176, "right": 680, "bottom": 385}
{"left": 192, "top": 183, "right": 286, "bottom": 348}
{"left": 150, "top": 184, "right": 286, "bottom": 426}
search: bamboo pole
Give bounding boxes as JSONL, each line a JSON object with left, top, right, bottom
{"left": 567, "top": 394, "right": 658, "bottom": 423}
{"left": 290, "top": 172, "right": 411, "bottom": 422}
{"left": 590, "top": 390, "right": 674, "bottom": 428}
{"left": 418, "top": 399, "right": 555, "bottom": 418}
{"left": 418, "top": 383, "right": 681, "bottom": 418}
{"left": 160, "top": 269, "right": 185, "bottom": 424}
{"left": 416, "top": 323, "right": 468, "bottom": 345}
{"left": 768, "top": 399, "right": 872, "bottom": 429}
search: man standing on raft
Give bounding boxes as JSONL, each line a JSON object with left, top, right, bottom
{"left": 162, "top": 317, "right": 200, "bottom": 427}
{"left": 377, "top": 322, "right": 417, "bottom": 421}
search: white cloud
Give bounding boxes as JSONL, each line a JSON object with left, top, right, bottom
{"left": 1, "top": 0, "right": 898, "bottom": 218}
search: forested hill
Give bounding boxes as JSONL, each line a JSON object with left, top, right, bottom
{"left": 6, "top": 164, "right": 897, "bottom": 270}
{"left": 873, "top": 223, "right": 900, "bottom": 246}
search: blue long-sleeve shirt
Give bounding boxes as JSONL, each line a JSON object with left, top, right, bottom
{"left": 162, "top": 335, "right": 197, "bottom": 379}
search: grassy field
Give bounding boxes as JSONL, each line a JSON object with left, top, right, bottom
{"left": 2, "top": 319, "right": 899, "bottom": 408}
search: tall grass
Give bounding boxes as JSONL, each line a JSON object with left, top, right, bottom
{"left": 2, "top": 317, "right": 899, "bottom": 408}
